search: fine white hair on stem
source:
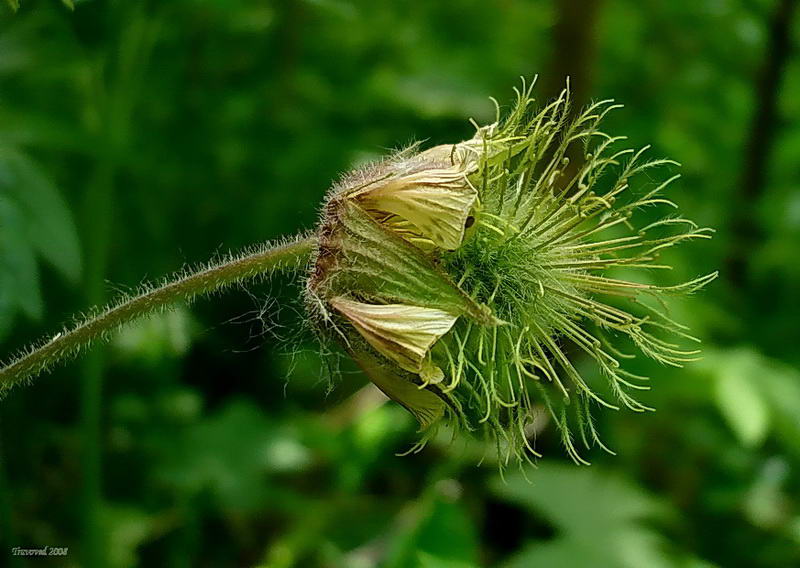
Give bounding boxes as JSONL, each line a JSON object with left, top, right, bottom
{"left": 0, "top": 233, "right": 315, "bottom": 396}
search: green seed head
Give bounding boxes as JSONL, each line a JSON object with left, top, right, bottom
{"left": 306, "top": 81, "right": 716, "bottom": 463}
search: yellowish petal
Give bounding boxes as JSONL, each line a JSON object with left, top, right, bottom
{"left": 375, "top": 213, "right": 437, "bottom": 252}
{"left": 330, "top": 297, "right": 456, "bottom": 376}
{"left": 356, "top": 169, "right": 477, "bottom": 250}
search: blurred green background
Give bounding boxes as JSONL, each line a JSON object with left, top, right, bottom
{"left": 1, "top": 0, "right": 799, "bottom": 566}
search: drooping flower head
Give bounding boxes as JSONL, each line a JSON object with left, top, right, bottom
{"left": 306, "top": 80, "right": 716, "bottom": 463}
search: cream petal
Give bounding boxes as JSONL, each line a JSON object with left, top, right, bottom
{"left": 330, "top": 297, "right": 456, "bottom": 376}
{"left": 376, "top": 214, "right": 437, "bottom": 252}
{"left": 356, "top": 169, "right": 477, "bottom": 250}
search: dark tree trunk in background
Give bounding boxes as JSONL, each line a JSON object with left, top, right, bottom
{"left": 543, "top": 0, "right": 604, "bottom": 109}
{"left": 543, "top": 0, "right": 605, "bottom": 188}
{"left": 726, "top": 0, "right": 798, "bottom": 288}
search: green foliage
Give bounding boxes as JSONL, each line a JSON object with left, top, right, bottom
{"left": 0, "top": 147, "right": 81, "bottom": 339}
{"left": 159, "top": 399, "right": 312, "bottom": 510}
{"left": 699, "top": 347, "right": 800, "bottom": 455}
{"left": 709, "top": 348, "right": 771, "bottom": 448}
{"left": 493, "top": 464, "right": 678, "bottom": 568}
{"left": 113, "top": 308, "right": 194, "bottom": 363}
{"left": 3, "top": 0, "right": 74, "bottom": 14}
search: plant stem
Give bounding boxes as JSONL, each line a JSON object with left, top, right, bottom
{"left": 79, "top": 9, "right": 164, "bottom": 565}
{"left": 0, "top": 235, "right": 315, "bottom": 396}
{"left": 80, "top": 162, "right": 114, "bottom": 568}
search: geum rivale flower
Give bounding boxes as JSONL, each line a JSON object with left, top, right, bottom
{"left": 306, "top": 82, "right": 716, "bottom": 464}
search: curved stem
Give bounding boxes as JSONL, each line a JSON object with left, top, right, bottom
{"left": 0, "top": 234, "right": 316, "bottom": 395}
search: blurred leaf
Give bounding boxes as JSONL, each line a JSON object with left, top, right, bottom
{"left": 0, "top": 197, "right": 42, "bottom": 329}
{"left": 712, "top": 349, "right": 770, "bottom": 447}
{"left": 103, "top": 505, "right": 155, "bottom": 568}
{"left": 702, "top": 347, "right": 800, "bottom": 450}
{"left": 351, "top": 400, "right": 412, "bottom": 454}
{"left": 157, "top": 387, "right": 203, "bottom": 423}
{"left": 492, "top": 463, "right": 667, "bottom": 531}
{"left": 0, "top": 147, "right": 81, "bottom": 283}
{"left": 757, "top": 357, "right": 800, "bottom": 454}
{"left": 415, "top": 493, "right": 479, "bottom": 565}
{"left": 113, "top": 307, "right": 194, "bottom": 362}
{"left": 789, "top": 517, "right": 800, "bottom": 546}
{"left": 0, "top": 267, "right": 11, "bottom": 338}
{"left": 492, "top": 464, "right": 676, "bottom": 568}
{"left": 503, "top": 538, "right": 616, "bottom": 568}
{"left": 0, "top": 146, "right": 81, "bottom": 339}
{"left": 417, "top": 551, "right": 477, "bottom": 568}
{"left": 384, "top": 479, "right": 479, "bottom": 568}
{"left": 744, "top": 458, "right": 791, "bottom": 530}
{"left": 386, "top": 74, "right": 494, "bottom": 120}
{"left": 158, "top": 400, "right": 311, "bottom": 510}
{"left": 0, "top": 107, "right": 90, "bottom": 151}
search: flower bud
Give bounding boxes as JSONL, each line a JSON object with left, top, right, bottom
{"left": 307, "top": 82, "right": 716, "bottom": 463}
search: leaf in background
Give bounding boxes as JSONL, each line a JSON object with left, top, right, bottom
{"left": 703, "top": 347, "right": 800, "bottom": 455}
{"left": 103, "top": 505, "right": 156, "bottom": 568}
{"left": 113, "top": 306, "right": 194, "bottom": 363}
{"left": 417, "top": 551, "right": 477, "bottom": 568}
{"left": 491, "top": 464, "right": 679, "bottom": 568}
{"left": 0, "top": 148, "right": 82, "bottom": 283}
{"left": 705, "top": 348, "right": 770, "bottom": 448}
{"left": 502, "top": 538, "right": 612, "bottom": 568}
{"left": 0, "top": 197, "right": 43, "bottom": 330}
{"left": 386, "top": 74, "right": 494, "bottom": 121}
{"left": 0, "top": 269, "right": 11, "bottom": 339}
{"left": 382, "top": 481, "right": 480, "bottom": 568}
{"left": 760, "top": 364, "right": 800, "bottom": 454}
{"left": 0, "top": 107, "right": 90, "bottom": 152}
{"left": 157, "top": 400, "right": 311, "bottom": 511}
{"left": 0, "top": 200, "right": 15, "bottom": 339}
{"left": 743, "top": 457, "right": 791, "bottom": 531}
{"left": 414, "top": 495, "right": 479, "bottom": 566}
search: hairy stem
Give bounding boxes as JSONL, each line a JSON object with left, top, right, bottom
{"left": 0, "top": 235, "right": 315, "bottom": 395}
